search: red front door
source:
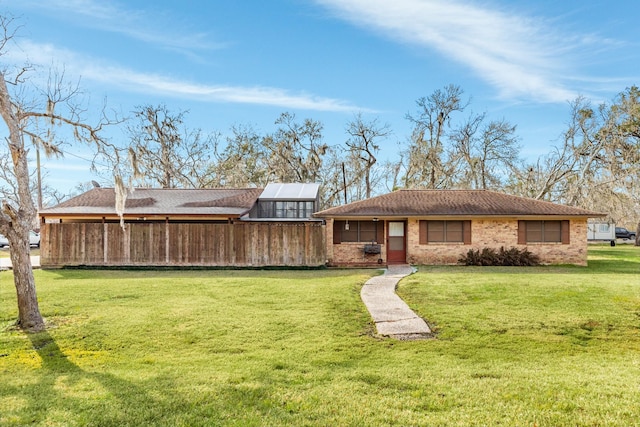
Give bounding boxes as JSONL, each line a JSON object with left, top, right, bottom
{"left": 387, "top": 221, "right": 406, "bottom": 264}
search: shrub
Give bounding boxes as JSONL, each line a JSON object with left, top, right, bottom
{"left": 459, "top": 246, "right": 540, "bottom": 266}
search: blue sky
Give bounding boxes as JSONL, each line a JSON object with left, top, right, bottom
{"left": 2, "top": 0, "right": 639, "bottom": 194}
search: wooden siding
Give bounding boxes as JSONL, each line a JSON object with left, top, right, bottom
{"left": 41, "top": 222, "right": 326, "bottom": 267}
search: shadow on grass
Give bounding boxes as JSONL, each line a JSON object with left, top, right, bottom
{"left": 5, "top": 330, "right": 316, "bottom": 426}
{"left": 584, "top": 258, "right": 640, "bottom": 274}
{"left": 1, "top": 331, "right": 179, "bottom": 426}
{"left": 40, "top": 267, "right": 376, "bottom": 283}
{"left": 418, "top": 253, "right": 639, "bottom": 275}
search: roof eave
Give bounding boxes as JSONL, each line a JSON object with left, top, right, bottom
{"left": 314, "top": 213, "right": 605, "bottom": 219}
{"left": 40, "top": 212, "right": 247, "bottom": 220}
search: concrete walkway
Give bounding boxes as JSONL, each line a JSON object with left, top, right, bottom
{"left": 361, "top": 264, "right": 432, "bottom": 340}
{"left": 0, "top": 256, "right": 40, "bottom": 270}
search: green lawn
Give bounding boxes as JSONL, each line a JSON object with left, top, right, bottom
{"left": 0, "top": 248, "right": 40, "bottom": 258}
{"left": 1, "top": 246, "right": 639, "bottom": 426}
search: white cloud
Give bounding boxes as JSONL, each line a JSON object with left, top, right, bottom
{"left": 315, "top": 0, "right": 591, "bottom": 103}
{"left": 97, "top": 66, "right": 365, "bottom": 112}
{"left": 6, "top": 40, "right": 368, "bottom": 113}
{"left": 13, "top": 0, "right": 219, "bottom": 54}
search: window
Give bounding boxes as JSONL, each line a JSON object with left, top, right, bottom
{"left": 333, "top": 220, "right": 382, "bottom": 243}
{"left": 258, "top": 202, "right": 273, "bottom": 218}
{"left": 518, "top": 220, "right": 569, "bottom": 244}
{"left": 258, "top": 201, "right": 315, "bottom": 219}
{"left": 300, "top": 201, "right": 315, "bottom": 218}
{"left": 341, "top": 221, "right": 359, "bottom": 242}
{"left": 419, "top": 220, "right": 471, "bottom": 244}
{"left": 359, "top": 221, "right": 377, "bottom": 242}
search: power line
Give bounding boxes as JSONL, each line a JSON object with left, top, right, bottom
{"left": 56, "top": 148, "right": 111, "bottom": 169}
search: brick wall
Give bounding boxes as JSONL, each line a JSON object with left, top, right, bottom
{"left": 326, "top": 218, "right": 590, "bottom": 267}
{"left": 406, "top": 218, "right": 589, "bottom": 266}
{"left": 324, "top": 218, "right": 387, "bottom": 266}
{"left": 524, "top": 219, "right": 588, "bottom": 266}
{"left": 331, "top": 243, "right": 386, "bottom": 266}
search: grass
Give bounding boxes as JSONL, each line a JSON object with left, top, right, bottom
{"left": 0, "top": 246, "right": 639, "bottom": 426}
{"left": 0, "top": 248, "right": 40, "bottom": 258}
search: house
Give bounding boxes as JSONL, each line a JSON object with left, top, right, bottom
{"left": 313, "top": 189, "right": 605, "bottom": 267}
{"left": 40, "top": 186, "right": 605, "bottom": 268}
{"left": 39, "top": 184, "right": 325, "bottom": 268}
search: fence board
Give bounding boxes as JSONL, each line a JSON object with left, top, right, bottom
{"left": 41, "top": 221, "right": 325, "bottom": 267}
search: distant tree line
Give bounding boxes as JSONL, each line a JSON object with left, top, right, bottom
{"left": 76, "top": 84, "right": 639, "bottom": 236}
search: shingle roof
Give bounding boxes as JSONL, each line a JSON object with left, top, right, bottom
{"left": 40, "top": 188, "right": 263, "bottom": 217}
{"left": 314, "top": 190, "right": 604, "bottom": 218}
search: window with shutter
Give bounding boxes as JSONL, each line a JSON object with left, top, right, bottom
{"left": 419, "top": 220, "right": 470, "bottom": 244}
{"left": 520, "top": 220, "right": 565, "bottom": 243}
{"left": 333, "top": 220, "right": 380, "bottom": 243}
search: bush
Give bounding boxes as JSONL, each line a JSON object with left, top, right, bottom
{"left": 459, "top": 246, "right": 540, "bottom": 266}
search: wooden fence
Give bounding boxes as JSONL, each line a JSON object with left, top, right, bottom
{"left": 40, "top": 221, "right": 326, "bottom": 267}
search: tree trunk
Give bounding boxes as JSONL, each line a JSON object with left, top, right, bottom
{"left": 0, "top": 73, "right": 45, "bottom": 332}
{"left": 9, "top": 230, "right": 44, "bottom": 331}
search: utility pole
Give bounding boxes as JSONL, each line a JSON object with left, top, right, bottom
{"left": 341, "top": 162, "right": 348, "bottom": 204}
{"left": 36, "top": 148, "right": 42, "bottom": 210}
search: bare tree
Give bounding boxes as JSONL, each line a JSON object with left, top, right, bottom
{"left": 0, "top": 16, "right": 119, "bottom": 331}
{"left": 448, "top": 112, "right": 486, "bottom": 188}
{"left": 318, "top": 150, "right": 350, "bottom": 208}
{"left": 207, "top": 124, "right": 269, "bottom": 187}
{"left": 508, "top": 90, "right": 640, "bottom": 243}
{"left": 344, "top": 113, "right": 390, "bottom": 199}
{"left": 403, "top": 84, "right": 468, "bottom": 188}
{"left": 451, "top": 117, "right": 520, "bottom": 189}
{"left": 507, "top": 97, "right": 600, "bottom": 202}
{"left": 128, "top": 105, "right": 216, "bottom": 188}
{"left": 264, "top": 112, "right": 328, "bottom": 183}
{"left": 597, "top": 87, "right": 640, "bottom": 242}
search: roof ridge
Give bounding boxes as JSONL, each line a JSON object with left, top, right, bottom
{"left": 397, "top": 188, "right": 489, "bottom": 191}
